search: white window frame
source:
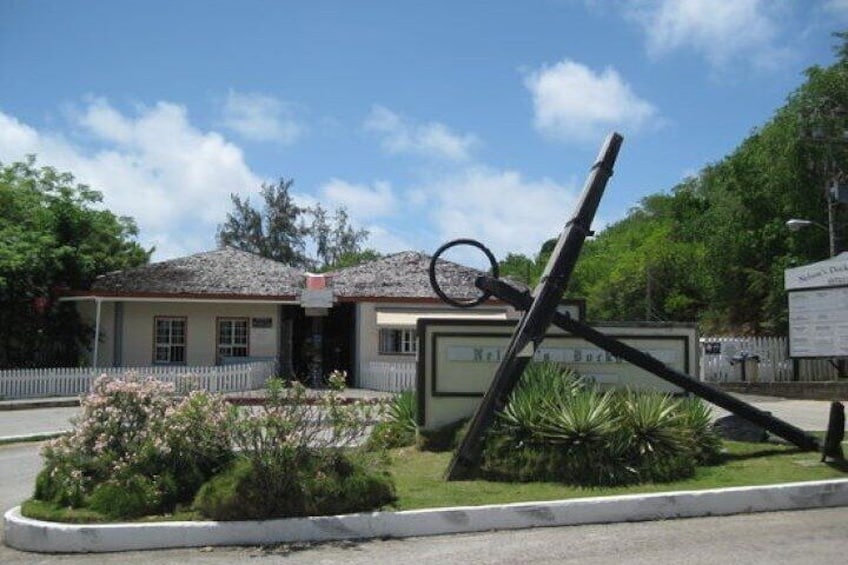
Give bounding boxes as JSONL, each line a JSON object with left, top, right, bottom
{"left": 153, "top": 317, "right": 186, "bottom": 365}
{"left": 379, "top": 328, "right": 418, "bottom": 356}
{"left": 217, "top": 317, "right": 249, "bottom": 361}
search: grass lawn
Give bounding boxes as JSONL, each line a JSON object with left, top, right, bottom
{"left": 388, "top": 440, "right": 848, "bottom": 511}
{"left": 21, "top": 439, "right": 848, "bottom": 523}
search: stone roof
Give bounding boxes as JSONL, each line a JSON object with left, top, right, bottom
{"left": 91, "top": 247, "right": 303, "bottom": 297}
{"left": 331, "top": 251, "right": 486, "bottom": 300}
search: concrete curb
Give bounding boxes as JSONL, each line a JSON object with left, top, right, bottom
{"left": 5, "top": 479, "right": 848, "bottom": 554}
{"left": 0, "top": 431, "right": 67, "bottom": 445}
{"left": 0, "top": 399, "right": 80, "bottom": 411}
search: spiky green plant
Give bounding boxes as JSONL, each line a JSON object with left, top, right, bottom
{"left": 367, "top": 391, "right": 418, "bottom": 450}
{"left": 482, "top": 363, "right": 723, "bottom": 486}
{"left": 498, "top": 362, "right": 583, "bottom": 437}
{"left": 618, "top": 391, "right": 688, "bottom": 459}
{"left": 677, "top": 396, "right": 723, "bottom": 464}
{"left": 387, "top": 390, "right": 418, "bottom": 436}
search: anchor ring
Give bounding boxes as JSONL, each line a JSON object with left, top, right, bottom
{"left": 428, "top": 238, "right": 499, "bottom": 308}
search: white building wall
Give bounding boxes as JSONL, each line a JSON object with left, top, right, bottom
{"left": 354, "top": 301, "right": 519, "bottom": 387}
{"left": 116, "top": 301, "right": 280, "bottom": 366}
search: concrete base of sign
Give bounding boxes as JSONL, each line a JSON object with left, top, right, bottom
{"left": 5, "top": 479, "right": 848, "bottom": 554}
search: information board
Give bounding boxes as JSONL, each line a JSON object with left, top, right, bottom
{"left": 788, "top": 287, "right": 848, "bottom": 357}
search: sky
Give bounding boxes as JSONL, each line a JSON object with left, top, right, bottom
{"left": 2, "top": 1, "right": 848, "bottom": 267}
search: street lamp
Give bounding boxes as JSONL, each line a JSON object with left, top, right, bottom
{"left": 785, "top": 217, "right": 836, "bottom": 257}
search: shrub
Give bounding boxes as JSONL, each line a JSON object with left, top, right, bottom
{"left": 678, "top": 396, "right": 724, "bottom": 465}
{"left": 193, "top": 374, "right": 394, "bottom": 520}
{"left": 616, "top": 391, "right": 694, "bottom": 482}
{"left": 193, "top": 451, "right": 396, "bottom": 521}
{"left": 480, "top": 363, "right": 723, "bottom": 486}
{"left": 417, "top": 418, "right": 469, "bottom": 452}
{"left": 367, "top": 390, "right": 418, "bottom": 450}
{"left": 34, "top": 374, "right": 235, "bottom": 517}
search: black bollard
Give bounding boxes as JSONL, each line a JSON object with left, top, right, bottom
{"left": 821, "top": 401, "right": 845, "bottom": 463}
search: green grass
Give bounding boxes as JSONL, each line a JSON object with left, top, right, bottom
{"left": 21, "top": 439, "right": 848, "bottom": 523}
{"left": 21, "top": 499, "right": 201, "bottom": 524}
{"left": 388, "top": 440, "right": 848, "bottom": 511}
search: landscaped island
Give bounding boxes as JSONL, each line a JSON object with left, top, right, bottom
{"left": 22, "top": 365, "right": 847, "bottom": 524}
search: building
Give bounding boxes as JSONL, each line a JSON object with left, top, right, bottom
{"left": 65, "top": 247, "right": 517, "bottom": 386}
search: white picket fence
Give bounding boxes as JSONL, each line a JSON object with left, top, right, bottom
{"left": 699, "top": 336, "right": 839, "bottom": 383}
{"left": 0, "top": 360, "right": 277, "bottom": 400}
{"left": 361, "top": 361, "right": 416, "bottom": 393}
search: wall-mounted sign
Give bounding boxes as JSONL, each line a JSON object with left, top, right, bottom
{"left": 251, "top": 317, "right": 273, "bottom": 329}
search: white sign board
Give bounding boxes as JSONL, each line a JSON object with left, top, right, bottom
{"left": 788, "top": 287, "right": 848, "bottom": 357}
{"left": 785, "top": 253, "right": 848, "bottom": 358}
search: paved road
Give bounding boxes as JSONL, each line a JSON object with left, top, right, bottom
{"left": 0, "top": 406, "right": 79, "bottom": 439}
{"left": 0, "top": 443, "right": 41, "bottom": 514}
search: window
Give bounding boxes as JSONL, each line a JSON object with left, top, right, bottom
{"left": 218, "top": 318, "right": 249, "bottom": 360}
{"left": 154, "top": 317, "right": 186, "bottom": 364}
{"left": 379, "top": 328, "right": 417, "bottom": 355}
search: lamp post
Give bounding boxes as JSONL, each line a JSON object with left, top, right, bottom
{"left": 798, "top": 94, "right": 848, "bottom": 258}
{"left": 785, "top": 217, "right": 837, "bottom": 257}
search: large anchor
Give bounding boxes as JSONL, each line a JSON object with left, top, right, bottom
{"left": 428, "top": 132, "right": 821, "bottom": 481}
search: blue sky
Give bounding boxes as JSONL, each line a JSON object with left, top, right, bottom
{"left": 2, "top": 1, "right": 847, "bottom": 265}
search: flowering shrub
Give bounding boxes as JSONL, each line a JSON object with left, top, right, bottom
{"left": 33, "top": 371, "right": 394, "bottom": 521}
{"left": 193, "top": 375, "right": 395, "bottom": 520}
{"left": 35, "top": 374, "right": 235, "bottom": 518}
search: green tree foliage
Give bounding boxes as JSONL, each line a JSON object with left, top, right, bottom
{"left": 498, "top": 252, "right": 544, "bottom": 287}
{"left": 0, "top": 157, "right": 149, "bottom": 368}
{"left": 216, "top": 178, "right": 374, "bottom": 270}
{"left": 216, "top": 179, "right": 310, "bottom": 267}
{"left": 558, "top": 33, "right": 848, "bottom": 334}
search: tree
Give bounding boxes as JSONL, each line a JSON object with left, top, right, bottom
{"left": 546, "top": 33, "right": 848, "bottom": 335}
{"left": 216, "top": 177, "right": 372, "bottom": 270}
{"left": 216, "top": 179, "right": 310, "bottom": 267}
{"left": 310, "top": 204, "right": 371, "bottom": 270}
{"left": 0, "top": 157, "right": 150, "bottom": 368}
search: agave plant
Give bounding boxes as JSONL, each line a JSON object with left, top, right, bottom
{"left": 386, "top": 390, "right": 418, "bottom": 436}
{"left": 677, "top": 396, "right": 723, "bottom": 464}
{"left": 498, "top": 362, "right": 583, "bottom": 436}
{"left": 537, "top": 388, "right": 618, "bottom": 447}
{"left": 618, "top": 390, "right": 689, "bottom": 459}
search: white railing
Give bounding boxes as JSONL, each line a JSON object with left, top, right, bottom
{"left": 0, "top": 360, "right": 277, "bottom": 400}
{"left": 699, "top": 336, "right": 838, "bottom": 383}
{"left": 361, "top": 361, "right": 416, "bottom": 393}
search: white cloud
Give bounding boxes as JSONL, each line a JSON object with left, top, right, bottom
{"left": 423, "top": 166, "right": 583, "bottom": 260}
{"left": 824, "top": 0, "right": 848, "bottom": 18}
{"left": 624, "top": 0, "right": 789, "bottom": 69}
{"left": 319, "top": 178, "right": 397, "bottom": 220}
{"left": 524, "top": 59, "right": 657, "bottom": 143}
{"left": 220, "top": 90, "right": 302, "bottom": 144}
{"left": 364, "top": 224, "right": 414, "bottom": 255}
{"left": 0, "top": 101, "right": 262, "bottom": 260}
{"left": 364, "top": 105, "right": 478, "bottom": 161}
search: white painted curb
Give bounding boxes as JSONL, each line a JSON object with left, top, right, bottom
{"left": 5, "top": 479, "right": 848, "bottom": 554}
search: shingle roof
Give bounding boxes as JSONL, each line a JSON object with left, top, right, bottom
{"left": 331, "top": 251, "right": 487, "bottom": 300}
{"left": 91, "top": 247, "right": 303, "bottom": 297}
{"left": 88, "top": 248, "right": 507, "bottom": 302}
